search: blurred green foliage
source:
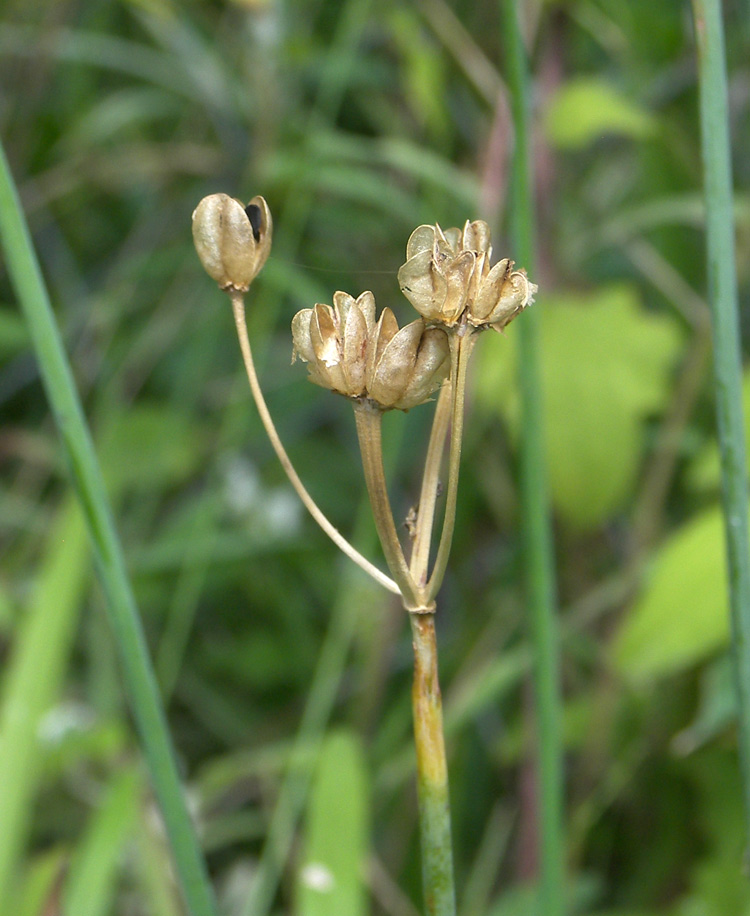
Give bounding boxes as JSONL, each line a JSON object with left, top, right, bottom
{"left": 1, "top": 0, "right": 750, "bottom": 914}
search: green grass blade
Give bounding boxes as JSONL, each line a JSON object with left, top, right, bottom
{"left": 13, "top": 850, "right": 67, "bottom": 916}
{"left": 691, "top": 0, "right": 750, "bottom": 840}
{"left": 62, "top": 767, "right": 141, "bottom": 916}
{"left": 0, "top": 138, "right": 218, "bottom": 916}
{"left": 296, "top": 730, "right": 369, "bottom": 916}
{"left": 0, "top": 500, "right": 88, "bottom": 911}
{"left": 500, "top": 2, "right": 566, "bottom": 912}
{"left": 134, "top": 810, "right": 185, "bottom": 916}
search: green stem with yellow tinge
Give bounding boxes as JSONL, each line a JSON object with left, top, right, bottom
{"left": 692, "top": 0, "right": 750, "bottom": 845}
{"left": 410, "top": 612, "right": 456, "bottom": 916}
{"left": 501, "top": 1, "right": 565, "bottom": 910}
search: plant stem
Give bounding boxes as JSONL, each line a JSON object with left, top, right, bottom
{"left": 352, "top": 389, "right": 456, "bottom": 913}
{"left": 410, "top": 382, "right": 453, "bottom": 586}
{"left": 353, "top": 401, "right": 421, "bottom": 607}
{"left": 501, "top": 0, "right": 565, "bottom": 911}
{"left": 692, "top": 0, "right": 750, "bottom": 843}
{"left": 426, "top": 330, "right": 475, "bottom": 602}
{"left": 0, "top": 136, "right": 218, "bottom": 916}
{"left": 410, "top": 612, "right": 455, "bottom": 916}
{"left": 230, "top": 292, "right": 399, "bottom": 595}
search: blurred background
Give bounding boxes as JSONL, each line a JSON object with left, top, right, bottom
{"left": 2, "top": 0, "right": 750, "bottom": 914}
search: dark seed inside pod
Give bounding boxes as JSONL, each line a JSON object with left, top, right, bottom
{"left": 245, "top": 203, "right": 262, "bottom": 242}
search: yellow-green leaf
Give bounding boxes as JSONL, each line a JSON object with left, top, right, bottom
{"left": 62, "top": 768, "right": 141, "bottom": 916}
{"left": 611, "top": 505, "right": 731, "bottom": 681}
{"left": 475, "top": 284, "right": 682, "bottom": 529}
{"left": 100, "top": 404, "right": 203, "bottom": 492}
{"left": 544, "top": 77, "right": 656, "bottom": 149}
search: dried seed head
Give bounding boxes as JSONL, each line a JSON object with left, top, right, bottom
{"left": 292, "top": 292, "right": 449, "bottom": 411}
{"left": 192, "top": 193, "right": 272, "bottom": 292}
{"left": 398, "top": 219, "right": 536, "bottom": 331}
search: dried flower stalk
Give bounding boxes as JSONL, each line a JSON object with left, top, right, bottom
{"left": 192, "top": 195, "right": 536, "bottom": 916}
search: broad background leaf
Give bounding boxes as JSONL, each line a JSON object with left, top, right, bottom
{"left": 475, "top": 284, "right": 682, "bottom": 529}
{"left": 543, "top": 77, "right": 656, "bottom": 149}
{"left": 612, "top": 505, "right": 731, "bottom": 681}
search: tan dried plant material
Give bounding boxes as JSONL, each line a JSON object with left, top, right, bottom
{"left": 291, "top": 291, "right": 450, "bottom": 411}
{"left": 192, "top": 193, "right": 272, "bottom": 292}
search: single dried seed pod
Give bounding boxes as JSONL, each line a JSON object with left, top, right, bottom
{"left": 376, "top": 323, "right": 450, "bottom": 411}
{"left": 192, "top": 193, "right": 272, "bottom": 292}
{"left": 368, "top": 319, "right": 426, "bottom": 407}
{"left": 398, "top": 327, "right": 451, "bottom": 409}
{"left": 469, "top": 263, "right": 537, "bottom": 331}
{"left": 469, "top": 258, "right": 512, "bottom": 323}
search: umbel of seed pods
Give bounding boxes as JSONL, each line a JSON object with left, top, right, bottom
{"left": 193, "top": 193, "right": 536, "bottom": 916}
{"left": 191, "top": 193, "right": 536, "bottom": 609}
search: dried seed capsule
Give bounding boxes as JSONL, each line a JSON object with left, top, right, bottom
{"left": 398, "top": 219, "right": 536, "bottom": 331}
{"left": 368, "top": 320, "right": 450, "bottom": 410}
{"left": 397, "top": 225, "right": 475, "bottom": 326}
{"left": 468, "top": 259, "right": 537, "bottom": 332}
{"left": 192, "top": 193, "right": 272, "bottom": 292}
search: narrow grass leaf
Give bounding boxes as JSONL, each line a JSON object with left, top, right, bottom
{"left": 501, "top": 2, "right": 565, "bottom": 912}
{"left": 0, "top": 500, "right": 87, "bottom": 911}
{"left": 692, "top": 0, "right": 750, "bottom": 836}
{"left": 296, "top": 730, "right": 369, "bottom": 916}
{"left": 0, "top": 137, "right": 218, "bottom": 916}
{"left": 13, "top": 849, "right": 67, "bottom": 916}
{"left": 62, "top": 767, "right": 141, "bottom": 916}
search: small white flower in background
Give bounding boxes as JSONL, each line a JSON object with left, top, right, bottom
{"left": 38, "top": 701, "right": 96, "bottom": 744}
{"left": 263, "top": 489, "right": 302, "bottom": 537}
{"left": 300, "top": 862, "right": 336, "bottom": 893}
{"left": 222, "top": 454, "right": 261, "bottom": 514}
{"left": 221, "top": 454, "right": 302, "bottom": 537}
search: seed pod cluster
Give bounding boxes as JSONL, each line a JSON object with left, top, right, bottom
{"left": 398, "top": 220, "right": 537, "bottom": 332}
{"left": 291, "top": 291, "right": 450, "bottom": 411}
